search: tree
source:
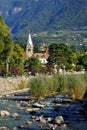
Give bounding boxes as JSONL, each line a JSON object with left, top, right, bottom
{"left": 9, "top": 43, "right": 24, "bottom": 75}
{"left": 0, "top": 15, "right": 14, "bottom": 75}
{"left": 0, "top": 15, "right": 9, "bottom": 38}
{"left": 0, "top": 16, "right": 14, "bottom": 62}
{"left": 25, "top": 57, "right": 41, "bottom": 75}
{"left": 1, "top": 35, "right": 14, "bottom": 60}
{"left": 33, "top": 44, "right": 41, "bottom": 53}
{"left": 78, "top": 54, "right": 87, "bottom": 70}
{"left": 0, "top": 39, "right": 4, "bottom": 53}
{"left": 10, "top": 43, "right": 24, "bottom": 66}
{"left": 48, "top": 43, "right": 77, "bottom": 70}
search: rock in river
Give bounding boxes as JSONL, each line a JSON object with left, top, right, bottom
{"left": 0, "top": 110, "right": 10, "bottom": 116}
{"left": 32, "top": 103, "right": 45, "bottom": 108}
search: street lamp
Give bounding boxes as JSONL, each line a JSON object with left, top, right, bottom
{"left": 54, "top": 64, "right": 57, "bottom": 74}
{"left": 62, "top": 64, "right": 66, "bottom": 74}
{"left": 6, "top": 58, "right": 10, "bottom": 74}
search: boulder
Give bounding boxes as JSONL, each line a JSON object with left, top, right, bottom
{"left": 26, "top": 121, "right": 32, "bottom": 125}
{"left": 0, "top": 127, "right": 7, "bottom": 130}
{"left": 32, "top": 103, "right": 45, "bottom": 108}
{"left": 20, "top": 101, "right": 28, "bottom": 107}
{"left": 48, "top": 124, "right": 57, "bottom": 130}
{"left": 54, "top": 116, "right": 64, "bottom": 125}
{"left": 12, "top": 113, "right": 20, "bottom": 119}
{"left": 39, "top": 115, "right": 46, "bottom": 123}
{"left": 13, "top": 127, "right": 17, "bottom": 130}
{"left": 17, "top": 125, "right": 26, "bottom": 129}
{"left": 53, "top": 98, "right": 62, "bottom": 103}
{"left": 60, "top": 124, "right": 67, "bottom": 130}
{"left": 26, "top": 107, "right": 40, "bottom": 112}
{"left": 0, "top": 110, "right": 10, "bottom": 116}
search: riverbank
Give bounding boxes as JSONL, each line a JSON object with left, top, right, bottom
{"left": 0, "top": 76, "right": 30, "bottom": 96}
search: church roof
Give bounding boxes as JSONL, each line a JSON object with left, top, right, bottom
{"left": 33, "top": 50, "right": 49, "bottom": 59}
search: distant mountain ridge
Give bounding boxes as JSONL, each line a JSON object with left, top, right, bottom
{"left": 0, "top": 0, "right": 87, "bottom": 42}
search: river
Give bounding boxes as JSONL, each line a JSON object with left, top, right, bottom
{"left": 0, "top": 92, "right": 87, "bottom": 130}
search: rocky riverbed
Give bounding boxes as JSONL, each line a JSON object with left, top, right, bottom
{"left": 0, "top": 92, "right": 87, "bottom": 130}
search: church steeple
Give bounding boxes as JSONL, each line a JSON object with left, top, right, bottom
{"left": 26, "top": 32, "right": 33, "bottom": 58}
{"left": 27, "top": 33, "right": 33, "bottom": 47}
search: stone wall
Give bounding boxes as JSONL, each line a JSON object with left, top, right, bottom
{"left": 0, "top": 77, "right": 30, "bottom": 96}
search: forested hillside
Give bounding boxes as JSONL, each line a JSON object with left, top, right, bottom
{"left": 0, "top": 0, "right": 87, "bottom": 44}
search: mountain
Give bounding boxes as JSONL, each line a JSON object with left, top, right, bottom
{"left": 0, "top": 0, "right": 87, "bottom": 43}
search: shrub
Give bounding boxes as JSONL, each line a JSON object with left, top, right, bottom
{"left": 83, "top": 73, "right": 87, "bottom": 96}
{"left": 53, "top": 74, "right": 68, "bottom": 92}
{"left": 17, "top": 80, "right": 28, "bottom": 90}
{"left": 84, "top": 72, "right": 87, "bottom": 83}
{"left": 28, "top": 75, "right": 59, "bottom": 98}
{"left": 10, "top": 66, "right": 23, "bottom": 76}
{"left": 67, "top": 74, "right": 86, "bottom": 99}
{"left": 29, "top": 76, "right": 47, "bottom": 98}
{"left": 0, "top": 66, "right": 6, "bottom": 76}
{"left": 75, "top": 65, "right": 84, "bottom": 71}
{"left": 53, "top": 74, "right": 87, "bottom": 99}
{"left": 28, "top": 74, "right": 87, "bottom": 99}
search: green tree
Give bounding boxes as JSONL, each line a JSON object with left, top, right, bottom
{"left": 0, "top": 16, "right": 14, "bottom": 61}
{"left": 33, "top": 44, "right": 41, "bottom": 53}
{"left": 10, "top": 44, "right": 24, "bottom": 66}
{"left": 48, "top": 43, "right": 77, "bottom": 70}
{"left": 0, "top": 15, "right": 9, "bottom": 38}
{"left": 78, "top": 54, "right": 87, "bottom": 70}
{"left": 1, "top": 35, "right": 14, "bottom": 60}
{"left": 10, "top": 43, "right": 24, "bottom": 75}
{"left": 25, "top": 57, "right": 41, "bottom": 75}
{"left": 0, "top": 15, "right": 14, "bottom": 75}
{"left": 0, "top": 39, "right": 4, "bottom": 53}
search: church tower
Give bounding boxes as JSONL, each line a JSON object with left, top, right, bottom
{"left": 26, "top": 33, "right": 33, "bottom": 58}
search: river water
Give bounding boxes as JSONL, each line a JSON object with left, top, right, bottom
{"left": 0, "top": 92, "right": 87, "bottom": 130}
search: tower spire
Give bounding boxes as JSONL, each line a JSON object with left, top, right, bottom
{"left": 26, "top": 31, "right": 33, "bottom": 58}
{"left": 27, "top": 32, "right": 33, "bottom": 47}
